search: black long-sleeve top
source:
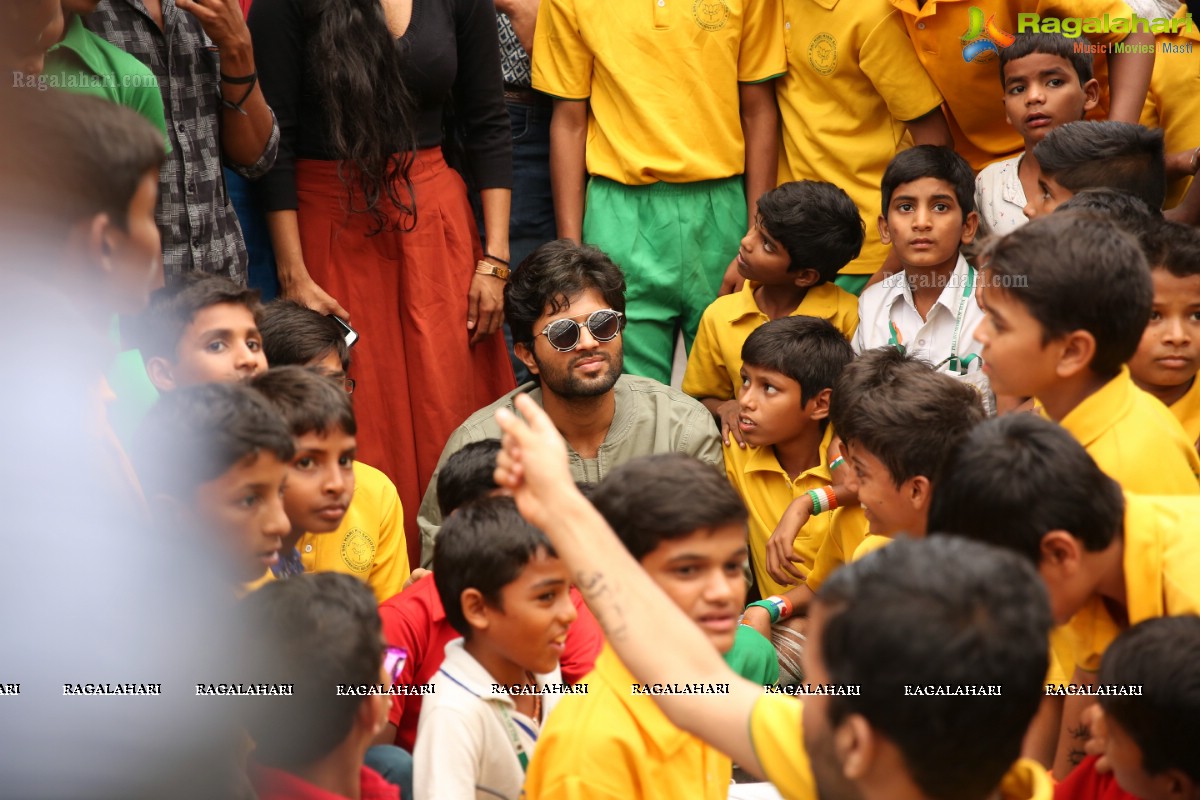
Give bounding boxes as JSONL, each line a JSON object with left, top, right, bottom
{"left": 248, "top": 0, "right": 513, "bottom": 212}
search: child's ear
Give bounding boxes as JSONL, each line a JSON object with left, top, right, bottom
{"left": 83, "top": 213, "right": 115, "bottom": 274}
{"left": 877, "top": 215, "right": 892, "bottom": 246}
{"left": 960, "top": 210, "right": 981, "bottom": 246}
{"left": 1038, "top": 530, "right": 1082, "bottom": 571}
{"left": 1157, "top": 769, "right": 1195, "bottom": 800}
{"left": 806, "top": 387, "right": 832, "bottom": 421}
{"left": 460, "top": 588, "right": 491, "bottom": 632}
{"left": 1053, "top": 330, "right": 1096, "bottom": 380}
{"left": 792, "top": 268, "right": 822, "bottom": 289}
{"left": 835, "top": 714, "right": 875, "bottom": 782}
{"left": 514, "top": 342, "right": 538, "bottom": 377}
{"left": 907, "top": 475, "right": 932, "bottom": 512}
{"left": 1081, "top": 79, "right": 1101, "bottom": 115}
{"left": 145, "top": 356, "right": 178, "bottom": 392}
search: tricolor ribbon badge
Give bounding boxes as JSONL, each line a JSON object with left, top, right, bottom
{"left": 961, "top": 6, "right": 1016, "bottom": 61}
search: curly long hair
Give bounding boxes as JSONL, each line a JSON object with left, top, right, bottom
{"left": 304, "top": 0, "right": 417, "bottom": 233}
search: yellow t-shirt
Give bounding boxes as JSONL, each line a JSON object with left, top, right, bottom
{"left": 850, "top": 532, "right": 892, "bottom": 561}
{"left": 805, "top": 506, "right": 869, "bottom": 592}
{"left": 887, "top": 0, "right": 1130, "bottom": 169}
{"left": 683, "top": 281, "right": 859, "bottom": 401}
{"left": 777, "top": 0, "right": 943, "bottom": 276}
{"left": 998, "top": 759, "right": 1055, "bottom": 800}
{"left": 724, "top": 429, "right": 835, "bottom": 596}
{"left": 748, "top": 693, "right": 817, "bottom": 800}
{"left": 1052, "top": 367, "right": 1200, "bottom": 495}
{"left": 531, "top": 0, "right": 786, "bottom": 184}
{"left": 1168, "top": 378, "right": 1200, "bottom": 455}
{"left": 1138, "top": 7, "right": 1199, "bottom": 210}
{"left": 297, "top": 461, "right": 410, "bottom": 603}
{"left": 522, "top": 646, "right": 731, "bottom": 800}
{"left": 1066, "top": 492, "right": 1200, "bottom": 673}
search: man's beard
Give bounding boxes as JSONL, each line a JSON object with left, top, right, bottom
{"left": 533, "top": 348, "right": 624, "bottom": 399}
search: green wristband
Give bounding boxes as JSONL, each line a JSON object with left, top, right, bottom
{"left": 747, "top": 599, "right": 781, "bottom": 624}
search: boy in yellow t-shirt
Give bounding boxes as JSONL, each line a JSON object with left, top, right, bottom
{"left": 975, "top": 212, "right": 1200, "bottom": 494}
{"left": 487, "top": 403, "right": 1056, "bottom": 800}
{"left": 251, "top": 367, "right": 410, "bottom": 602}
{"left": 684, "top": 180, "right": 862, "bottom": 445}
{"left": 1128, "top": 220, "right": 1200, "bottom": 452}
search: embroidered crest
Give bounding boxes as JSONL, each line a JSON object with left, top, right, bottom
{"left": 341, "top": 529, "right": 375, "bottom": 573}
{"left": 808, "top": 32, "right": 837, "bottom": 75}
{"left": 693, "top": 0, "right": 729, "bottom": 31}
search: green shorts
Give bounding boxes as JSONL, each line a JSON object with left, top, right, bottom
{"left": 583, "top": 176, "right": 746, "bottom": 383}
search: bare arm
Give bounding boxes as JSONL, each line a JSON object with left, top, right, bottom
{"left": 494, "top": 395, "right": 768, "bottom": 776}
{"left": 1165, "top": 171, "right": 1200, "bottom": 225}
{"left": 468, "top": 188, "right": 511, "bottom": 344}
{"left": 267, "top": 210, "right": 349, "bottom": 319}
{"left": 739, "top": 80, "right": 778, "bottom": 223}
{"left": 495, "top": 0, "right": 538, "bottom": 53}
{"left": 550, "top": 99, "right": 588, "bottom": 242}
{"left": 905, "top": 106, "right": 953, "bottom": 148}
{"left": 1104, "top": 33, "right": 1154, "bottom": 124}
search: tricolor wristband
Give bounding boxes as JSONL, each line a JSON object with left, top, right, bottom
{"left": 807, "top": 486, "right": 838, "bottom": 515}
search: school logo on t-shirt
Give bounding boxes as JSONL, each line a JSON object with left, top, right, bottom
{"left": 693, "top": 0, "right": 729, "bottom": 31}
{"left": 961, "top": 6, "right": 1015, "bottom": 63}
{"left": 808, "top": 32, "right": 837, "bottom": 75}
{"left": 341, "top": 529, "right": 375, "bottom": 573}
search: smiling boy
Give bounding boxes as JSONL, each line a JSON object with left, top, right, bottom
{"left": 974, "top": 33, "right": 1099, "bottom": 235}
{"left": 854, "top": 146, "right": 984, "bottom": 377}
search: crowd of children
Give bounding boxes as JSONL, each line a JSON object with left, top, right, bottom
{"left": 5, "top": 2, "right": 1200, "bottom": 799}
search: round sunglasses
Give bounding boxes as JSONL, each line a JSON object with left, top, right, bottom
{"left": 538, "top": 309, "right": 625, "bottom": 352}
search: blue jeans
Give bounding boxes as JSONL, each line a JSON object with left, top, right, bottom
{"left": 365, "top": 744, "right": 413, "bottom": 800}
{"left": 224, "top": 168, "right": 278, "bottom": 299}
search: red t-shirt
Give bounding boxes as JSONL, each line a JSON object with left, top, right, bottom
{"left": 1054, "top": 755, "right": 1138, "bottom": 800}
{"left": 377, "top": 575, "right": 603, "bottom": 751}
{"left": 250, "top": 764, "right": 397, "bottom": 800}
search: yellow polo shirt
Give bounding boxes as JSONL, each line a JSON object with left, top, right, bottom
{"left": 998, "top": 759, "right": 1055, "bottom": 800}
{"left": 683, "top": 281, "right": 859, "bottom": 401}
{"left": 522, "top": 646, "right": 732, "bottom": 800}
{"left": 297, "top": 461, "right": 410, "bottom": 603}
{"left": 850, "top": 532, "right": 892, "bottom": 561}
{"left": 1139, "top": 6, "right": 1199, "bottom": 210}
{"left": 777, "top": 0, "right": 943, "bottom": 276}
{"left": 725, "top": 429, "right": 835, "bottom": 596}
{"left": 805, "top": 506, "right": 869, "bottom": 591}
{"left": 887, "top": 0, "right": 1130, "bottom": 169}
{"left": 1168, "top": 378, "right": 1200, "bottom": 453}
{"left": 531, "top": 0, "right": 786, "bottom": 184}
{"left": 1066, "top": 492, "right": 1200, "bottom": 673}
{"left": 748, "top": 693, "right": 817, "bottom": 800}
{"left": 1053, "top": 368, "right": 1200, "bottom": 496}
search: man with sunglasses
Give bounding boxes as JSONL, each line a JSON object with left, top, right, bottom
{"left": 417, "top": 239, "right": 723, "bottom": 565}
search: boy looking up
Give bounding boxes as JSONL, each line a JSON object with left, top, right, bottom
{"left": 1128, "top": 219, "right": 1200, "bottom": 450}
{"left": 250, "top": 367, "right": 409, "bottom": 602}
{"left": 531, "top": 0, "right": 785, "bottom": 383}
{"left": 133, "top": 382, "right": 293, "bottom": 586}
{"left": 854, "top": 146, "right": 984, "bottom": 377}
{"left": 524, "top": 453, "right": 776, "bottom": 799}
{"left": 974, "top": 33, "right": 1099, "bottom": 235}
{"left": 136, "top": 272, "right": 268, "bottom": 391}
{"left": 239, "top": 573, "right": 399, "bottom": 800}
{"left": 415, "top": 498, "right": 576, "bottom": 800}
{"left": 975, "top": 212, "right": 1200, "bottom": 494}
{"left": 684, "top": 181, "right": 863, "bottom": 445}
{"left": 724, "top": 316, "right": 856, "bottom": 598}
{"left": 493, "top": 396, "right": 1057, "bottom": 800}
{"left": 1030, "top": 121, "right": 1166, "bottom": 217}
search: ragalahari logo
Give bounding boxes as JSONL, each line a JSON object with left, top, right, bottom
{"left": 962, "top": 6, "right": 1016, "bottom": 61}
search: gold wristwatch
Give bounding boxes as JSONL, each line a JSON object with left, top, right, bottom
{"left": 475, "top": 260, "right": 511, "bottom": 281}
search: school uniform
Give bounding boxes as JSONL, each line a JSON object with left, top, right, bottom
{"left": 1138, "top": 5, "right": 1200, "bottom": 209}
{"left": 1167, "top": 378, "right": 1200, "bottom": 453}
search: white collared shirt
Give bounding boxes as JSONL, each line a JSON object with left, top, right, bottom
{"left": 974, "top": 154, "right": 1029, "bottom": 236}
{"left": 414, "top": 639, "right": 562, "bottom": 800}
{"left": 853, "top": 254, "right": 985, "bottom": 374}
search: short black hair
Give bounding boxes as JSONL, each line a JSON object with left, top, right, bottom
{"left": 741, "top": 316, "right": 855, "bottom": 408}
{"left": 1141, "top": 219, "right": 1200, "bottom": 279}
{"left": 928, "top": 414, "right": 1124, "bottom": 564}
{"left": 506, "top": 239, "right": 626, "bottom": 346}
{"left": 1034, "top": 121, "right": 1166, "bottom": 210}
{"left": 839, "top": 362, "right": 985, "bottom": 487}
{"left": 818, "top": 535, "right": 1052, "bottom": 800}
{"left": 880, "top": 145, "right": 976, "bottom": 220}
{"left": 437, "top": 439, "right": 503, "bottom": 518}
{"left": 249, "top": 366, "right": 357, "bottom": 438}
{"left": 133, "top": 382, "right": 295, "bottom": 499}
{"left": 983, "top": 211, "right": 1152, "bottom": 378}
{"left": 828, "top": 348, "right": 931, "bottom": 439}
{"left": 433, "top": 497, "right": 556, "bottom": 637}
{"left": 756, "top": 181, "right": 865, "bottom": 283}
{"left": 999, "top": 32, "right": 1094, "bottom": 86}
{"left": 239, "top": 573, "right": 383, "bottom": 769}
{"left": 258, "top": 300, "right": 350, "bottom": 371}
{"left": 0, "top": 88, "right": 165, "bottom": 234}
{"left": 132, "top": 272, "right": 262, "bottom": 361}
{"left": 1098, "top": 616, "right": 1200, "bottom": 783}
{"left": 1056, "top": 188, "right": 1159, "bottom": 239}
{"left": 590, "top": 454, "right": 746, "bottom": 562}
